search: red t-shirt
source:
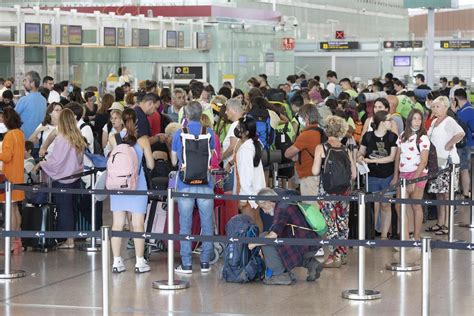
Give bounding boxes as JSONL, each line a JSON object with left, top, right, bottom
{"left": 147, "top": 111, "right": 162, "bottom": 136}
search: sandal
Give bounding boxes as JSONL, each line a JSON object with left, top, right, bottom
{"left": 435, "top": 226, "right": 449, "bottom": 235}
{"left": 425, "top": 224, "right": 442, "bottom": 232}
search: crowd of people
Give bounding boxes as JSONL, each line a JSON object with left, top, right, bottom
{"left": 0, "top": 69, "right": 472, "bottom": 285}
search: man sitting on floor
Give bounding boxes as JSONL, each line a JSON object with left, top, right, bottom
{"left": 251, "top": 188, "right": 323, "bottom": 285}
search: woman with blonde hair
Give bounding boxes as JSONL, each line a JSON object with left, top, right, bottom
{"left": 37, "top": 108, "right": 86, "bottom": 249}
{"left": 425, "top": 96, "right": 465, "bottom": 236}
{"left": 312, "top": 115, "right": 356, "bottom": 268}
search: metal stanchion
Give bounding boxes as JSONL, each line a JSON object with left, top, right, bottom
{"left": 386, "top": 178, "right": 420, "bottom": 271}
{"left": 447, "top": 164, "right": 464, "bottom": 242}
{"left": 153, "top": 188, "right": 189, "bottom": 290}
{"left": 272, "top": 162, "right": 279, "bottom": 188}
{"left": 80, "top": 170, "right": 101, "bottom": 252}
{"left": 0, "top": 181, "right": 26, "bottom": 279}
{"left": 459, "top": 156, "right": 474, "bottom": 228}
{"left": 342, "top": 193, "right": 381, "bottom": 300}
{"left": 421, "top": 236, "right": 431, "bottom": 316}
{"left": 101, "top": 226, "right": 111, "bottom": 316}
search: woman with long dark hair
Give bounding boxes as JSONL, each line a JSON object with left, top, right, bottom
{"left": 391, "top": 109, "right": 429, "bottom": 241}
{"left": 233, "top": 115, "right": 266, "bottom": 231}
{"left": 109, "top": 108, "right": 154, "bottom": 274}
{"left": 28, "top": 102, "right": 63, "bottom": 158}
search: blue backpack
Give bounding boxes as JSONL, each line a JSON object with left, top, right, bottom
{"left": 221, "top": 215, "right": 264, "bottom": 283}
{"left": 247, "top": 108, "right": 275, "bottom": 150}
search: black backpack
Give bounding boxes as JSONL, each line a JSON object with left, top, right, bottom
{"left": 321, "top": 143, "right": 352, "bottom": 194}
{"left": 275, "top": 122, "right": 294, "bottom": 177}
{"left": 221, "top": 215, "right": 264, "bottom": 283}
{"left": 179, "top": 126, "right": 211, "bottom": 185}
{"left": 80, "top": 122, "right": 104, "bottom": 156}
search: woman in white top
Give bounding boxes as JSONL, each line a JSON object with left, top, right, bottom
{"left": 361, "top": 98, "right": 398, "bottom": 139}
{"left": 102, "top": 109, "right": 124, "bottom": 157}
{"left": 222, "top": 98, "right": 244, "bottom": 192}
{"left": 425, "top": 96, "right": 465, "bottom": 235}
{"left": 392, "top": 109, "right": 430, "bottom": 241}
{"left": 28, "top": 102, "right": 63, "bottom": 157}
{"left": 233, "top": 115, "right": 266, "bottom": 231}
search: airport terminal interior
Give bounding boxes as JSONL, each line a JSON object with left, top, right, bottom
{"left": 0, "top": 0, "right": 473, "bottom": 315}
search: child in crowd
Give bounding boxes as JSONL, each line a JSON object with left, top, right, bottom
{"left": 24, "top": 141, "right": 36, "bottom": 184}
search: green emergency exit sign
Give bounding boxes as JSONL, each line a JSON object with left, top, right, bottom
{"left": 403, "top": 0, "right": 458, "bottom": 8}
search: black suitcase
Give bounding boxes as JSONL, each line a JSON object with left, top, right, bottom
{"left": 348, "top": 173, "right": 375, "bottom": 240}
{"left": 21, "top": 204, "right": 57, "bottom": 252}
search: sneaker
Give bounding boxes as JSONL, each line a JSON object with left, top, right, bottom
{"left": 127, "top": 239, "right": 135, "bottom": 250}
{"left": 135, "top": 258, "right": 151, "bottom": 274}
{"left": 263, "top": 272, "right": 293, "bottom": 285}
{"left": 315, "top": 248, "right": 324, "bottom": 257}
{"left": 174, "top": 265, "right": 193, "bottom": 274}
{"left": 112, "top": 258, "right": 126, "bottom": 273}
{"left": 305, "top": 258, "right": 323, "bottom": 282}
{"left": 200, "top": 262, "right": 211, "bottom": 273}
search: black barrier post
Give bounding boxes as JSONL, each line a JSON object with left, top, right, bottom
{"left": 386, "top": 178, "right": 420, "bottom": 272}
{"left": 0, "top": 181, "right": 26, "bottom": 279}
{"left": 80, "top": 171, "right": 101, "bottom": 252}
{"left": 342, "top": 193, "right": 382, "bottom": 300}
{"left": 448, "top": 164, "right": 464, "bottom": 242}
{"left": 101, "top": 226, "right": 110, "bottom": 316}
{"left": 421, "top": 236, "right": 431, "bottom": 316}
{"left": 153, "top": 188, "right": 190, "bottom": 290}
{"left": 459, "top": 156, "right": 474, "bottom": 229}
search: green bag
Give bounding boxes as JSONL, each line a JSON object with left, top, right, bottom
{"left": 297, "top": 203, "right": 328, "bottom": 236}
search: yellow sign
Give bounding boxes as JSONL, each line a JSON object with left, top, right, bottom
{"left": 323, "top": 43, "right": 328, "bottom": 49}
{"left": 183, "top": 67, "right": 189, "bottom": 74}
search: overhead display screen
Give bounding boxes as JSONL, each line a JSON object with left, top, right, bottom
{"left": 104, "top": 27, "right": 116, "bottom": 46}
{"left": 132, "top": 28, "right": 149, "bottom": 47}
{"left": 165, "top": 30, "right": 177, "bottom": 48}
{"left": 393, "top": 56, "right": 411, "bottom": 67}
{"left": 25, "top": 23, "right": 41, "bottom": 44}
{"left": 68, "top": 25, "right": 82, "bottom": 45}
{"left": 42, "top": 24, "right": 52, "bottom": 45}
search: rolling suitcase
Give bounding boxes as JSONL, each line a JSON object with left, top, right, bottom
{"left": 348, "top": 172, "right": 375, "bottom": 240}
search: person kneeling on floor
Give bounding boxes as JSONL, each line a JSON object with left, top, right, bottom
{"left": 252, "top": 188, "right": 323, "bottom": 285}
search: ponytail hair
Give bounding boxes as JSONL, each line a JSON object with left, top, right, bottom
{"left": 121, "top": 108, "right": 137, "bottom": 146}
{"left": 238, "top": 115, "right": 262, "bottom": 167}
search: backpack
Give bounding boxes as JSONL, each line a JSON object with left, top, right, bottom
{"left": 274, "top": 122, "right": 294, "bottom": 177}
{"left": 452, "top": 109, "right": 469, "bottom": 149}
{"left": 179, "top": 126, "right": 211, "bottom": 185}
{"left": 247, "top": 108, "right": 275, "bottom": 150}
{"left": 80, "top": 122, "right": 104, "bottom": 156}
{"left": 416, "top": 135, "right": 439, "bottom": 176}
{"left": 221, "top": 215, "right": 264, "bottom": 283}
{"left": 105, "top": 134, "right": 139, "bottom": 190}
{"left": 296, "top": 203, "right": 328, "bottom": 236}
{"left": 321, "top": 143, "right": 352, "bottom": 194}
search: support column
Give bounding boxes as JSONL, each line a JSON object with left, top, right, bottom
{"left": 426, "top": 8, "right": 435, "bottom": 88}
{"left": 13, "top": 47, "right": 25, "bottom": 91}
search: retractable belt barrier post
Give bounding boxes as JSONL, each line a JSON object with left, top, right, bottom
{"left": 80, "top": 170, "right": 101, "bottom": 252}
{"left": 153, "top": 188, "right": 189, "bottom": 290}
{"left": 342, "top": 193, "right": 382, "bottom": 300}
{"left": 386, "top": 178, "right": 421, "bottom": 272}
{"left": 101, "top": 226, "right": 111, "bottom": 316}
{"left": 421, "top": 236, "right": 432, "bottom": 316}
{"left": 459, "top": 156, "right": 474, "bottom": 229}
{"left": 0, "top": 181, "right": 26, "bottom": 279}
{"left": 448, "top": 164, "right": 463, "bottom": 242}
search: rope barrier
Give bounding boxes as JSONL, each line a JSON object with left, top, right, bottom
{"left": 1, "top": 230, "right": 473, "bottom": 251}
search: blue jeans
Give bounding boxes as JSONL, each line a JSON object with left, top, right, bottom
{"left": 367, "top": 175, "right": 393, "bottom": 193}
{"left": 458, "top": 146, "right": 472, "bottom": 170}
{"left": 176, "top": 185, "right": 214, "bottom": 266}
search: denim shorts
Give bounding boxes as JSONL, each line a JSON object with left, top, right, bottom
{"left": 458, "top": 146, "right": 472, "bottom": 170}
{"left": 368, "top": 175, "right": 393, "bottom": 193}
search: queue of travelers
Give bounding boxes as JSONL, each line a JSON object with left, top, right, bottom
{"left": 0, "top": 69, "right": 472, "bottom": 285}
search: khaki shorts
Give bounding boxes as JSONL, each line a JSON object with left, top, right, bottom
{"left": 300, "top": 175, "right": 320, "bottom": 203}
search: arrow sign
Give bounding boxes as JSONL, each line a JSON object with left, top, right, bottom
{"left": 185, "top": 236, "right": 195, "bottom": 241}
{"left": 319, "top": 240, "right": 329, "bottom": 245}
{"left": 282, "top": 196, "right": 289, "bottom": 200}
{"left": 142, "top": 233, "right": 151, "bottom": 238}
{"left": 424, "top": 201, "right": 433, "bottom": 205}
{"left": 366, "top": 241, "right": 375, "bottom": 246}
{"left": 78, "top": 232, "right": 88, "bottom": 237}
{"left": 388, "top": 199, "right": 396, "bottom": 203}
{"left": 214, "top": 195, "right": 222, "bottom": 199}
{"left": 413, "top": 242, "right": 421, "bottom": 247}
{"left": 35, "top": 232, "right": 44, "bottom": 237}
{"left": 274, "top": 239, "right": 283, "bottom": 244}
{"left": 468, "top": 244, "right": 473, "bottom": 250}
{"left": 229, "top": 237, "right": 239, "bottom": 242}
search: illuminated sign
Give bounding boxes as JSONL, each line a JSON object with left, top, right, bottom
{"left": 440, "top": 40, "right": 474, "bottom": 49}
{"left": 320, "top": 41, "right": 359, "bottom": 50}
{"left": 104, "top": 27, "right": 116, "bottom": 46}
{"left": 383, "top": 41, "right": 423, "bottom": 49}
{"left": 25, "top": 23, "right": 41, "bottom": 44}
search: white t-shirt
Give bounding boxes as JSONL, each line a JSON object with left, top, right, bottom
{"left": 102, "top": 125, "right": 118, "bottom": 157}
{"left": 35, "top": 124, "right": 56, "bottom": 158}
{"left": 428, "top": 117, "right": 463, "bottom": 165}
{"left": 48, "top": 90, "right": 60, "bottom": 103}
{"left": 327, "top": 82, "right": 336, "bottom": 95}
{"left": 397, "top": 132, "right": 430, "bottom": 173}
{"left": 222, "top": 121, "right": 238, "bottom": 166}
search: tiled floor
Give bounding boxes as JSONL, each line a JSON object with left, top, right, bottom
{"left": 0, "top": 209, "right": 473, "bottom": 315}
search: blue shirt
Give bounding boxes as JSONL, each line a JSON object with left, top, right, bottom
{"left": 172, "top": 120, "right": 215, "bottom": 190}
{"left": 15, "top": 92, "right": 47, "bottom": 139}
{"left": 457, "top": 102, "right": 474, "bottom": 147}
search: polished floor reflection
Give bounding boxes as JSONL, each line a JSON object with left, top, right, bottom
{"left": 0, "top": 209, "right": 473, "bottom": 315}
